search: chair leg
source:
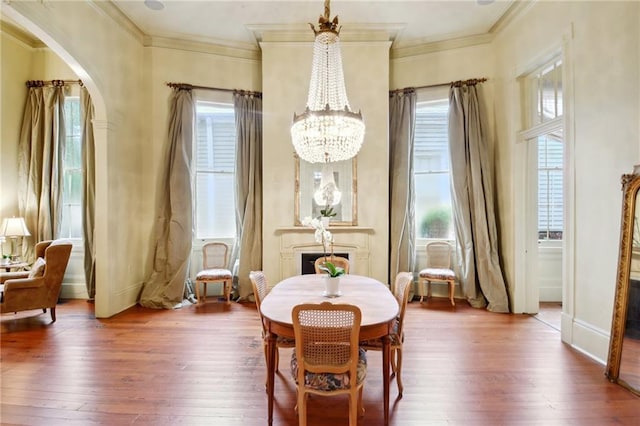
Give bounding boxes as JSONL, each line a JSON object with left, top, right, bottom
{"left": 50, "top": 307, "right": 56, "bottom": 322}
{"left": 449, "top": 280, "right": 455, "bottom": 306}
{"left": 202, "top": 283, "right": 207, "bottom": 303}
{"left": 390, "top": 348, "right": 397, "bottom": 376}
{"left": 195, "top": 280, "right": 201, "bottom": 303}
{"left": 298, "top": 390, "right": 307, "bottom": 426}
{"left": 419, "top": 278, "right": 425, "bottom": 303}
{"left": 396, "top": 346, "right": 404, "bottom": 397}
{"left": 348, "top": 389, "right": 358, "bottom": 426}
{"left": 427, "top": 280, "right": 432, "bottom": 299}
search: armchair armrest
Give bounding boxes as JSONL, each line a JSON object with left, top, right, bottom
{"left": 3, "top": 277, "right": 45, "bottom": 291}
{"left": 0, "top": 271, "right": 31, "bottom": 284}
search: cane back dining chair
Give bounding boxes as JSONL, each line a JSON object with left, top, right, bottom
{"left": 360, "top": 271, "right": 413, "bottom": 396}
{"left": 290, "top": 302, "right": 366, "bottom": 426}
{"left": 195, "top": 242, "right": 233, "bottom": 304}
{"left": 249, "top": 271, "right": 295, "bottom": 377}
{"left": 313, "top": 255, "right": 350, "bottom": 274}
{"left": 418, "top": 241, "right": 456, "bottom": 306}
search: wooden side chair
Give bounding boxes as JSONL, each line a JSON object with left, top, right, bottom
{"left": 195, "top": 242, "right": 233, "bottom": 304}
{"left": 360, "top": 271, "right": 413, "bottom": 396}
{"left": 313, "top": 255, "right": 350, "bottom": 274}
{"left": 249, "top": 271, "right": 295, "bottom": 377}
{"left": 418, "top": 241, "right": 456, "bottom": 306}
{"left": 291, "top": 302, "right": 366, "bottom": 426}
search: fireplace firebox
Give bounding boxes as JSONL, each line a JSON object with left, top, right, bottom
{"left": 301, "top": 252, "right": 349, "bottom": 275}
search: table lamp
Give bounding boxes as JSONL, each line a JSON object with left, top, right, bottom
{"left": 0, "top": 217, "right": 31, "bottom": 262}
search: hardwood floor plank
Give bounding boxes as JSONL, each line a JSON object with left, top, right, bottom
{"left": 2, "top": 298, "right": 639, "bottom": 425}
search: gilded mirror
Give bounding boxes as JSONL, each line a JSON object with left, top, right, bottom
{"left": 605, "top": 167, "right": 640, "bottom": 396}
{"left": 294, "top": 154, "right": 357, "bottom": 226}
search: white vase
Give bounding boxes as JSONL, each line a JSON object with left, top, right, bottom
{"left": 320, "top": 217, "right": 330, "bottom": 228}
{"left": 324, "top": 276, "right": 341, "bottom": 297}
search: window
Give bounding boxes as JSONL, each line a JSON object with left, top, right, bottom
{"left": 60, "top": 96, "right": 82, "bottom": 239}
{"left": 194, "top": 101, "right": 236, "bottom": 239}
{"left": 414, "top": 97, "right": 454, "bottom": 240}
{"left": 537, "top": 131, "right": 563, "bottom": 240}
{"left": 524, "top": 58, "right": 564, "bottom": 241}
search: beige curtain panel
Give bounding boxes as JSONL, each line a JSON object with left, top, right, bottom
{"left": 448, "top": 83, "right": 509, "bottom": 313}
{"left": 232, "top": 92, "right": 263, "bottom": 300}
{"left": 81, "top": 87, "right": 96, "bottom": 299}
{"left": 18, "top": 85, "right": 66, "bottom": 261}
{"left": 388, "top": 90, "right": 417, "bottom": 284}
{"left": 139, "top": 88, "right": 195, "bottom": 309}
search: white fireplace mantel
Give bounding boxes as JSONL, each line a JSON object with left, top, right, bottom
{"left": 276, "top": 226, "right": 375, "bottom": 280}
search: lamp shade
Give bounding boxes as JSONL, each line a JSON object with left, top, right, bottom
{"left": 0, "top": 217, "right": 31, "bottom": 237}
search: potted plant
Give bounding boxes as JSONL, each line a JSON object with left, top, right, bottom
{"left": 318, "top": 260, "right": 344, "bottom": 297}
{"left": 317, "top": 261, "right": 345, "bottom": 278}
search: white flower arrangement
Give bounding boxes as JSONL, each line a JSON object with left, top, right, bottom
{"left": 301, "top": 216, "right": 333, "bottom": 254}
{"left": 301, "top": 216, "right": 344, "bottom": 277}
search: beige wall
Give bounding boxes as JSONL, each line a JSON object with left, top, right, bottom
{"left": 493, "top": 1, "right": 640, "bottom": 360}
{"left": 0, "top": 28, "right": 32, "bottom": 221}
{"left": 261, "top": 39, "right": 390, "bottom": 284}
{"left": 2, "top": 0, "right": 147, "bottom": 317}
{"left": 390, "top": 1, "right": 640, "bottom": 362}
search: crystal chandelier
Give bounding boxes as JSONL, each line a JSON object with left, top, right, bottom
{"left": 291, "top": 0, "right": 365, "bottom": 164}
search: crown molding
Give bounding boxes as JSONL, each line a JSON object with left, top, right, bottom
{"left": 0, "top": 19, "right": 45, "bottom": 48}
{"left": 248, "top": 22, "right": 405, "bottom": 44}
{"left": 91, "top": 0, "right": 259, "bottom": 60}
{"left": 490, "top": 0, "right": 537, "bottom": 35}
{"left": 88, "top": 0, "right": 144, "bottom": 44}
{"left": 146, "top": 35, "right": 260, "bottom": 62}
{"left": 390, "top": 0, "right": 534, "bottom": 59}
{"left": 391, "top": 33, "right": 494, "bottom": 59}
{"left": 6, "top": 0, "right": 535, "bottom": 63}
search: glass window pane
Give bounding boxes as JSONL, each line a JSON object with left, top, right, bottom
{"left": 195, "top": 172, "right": 235, "bottom": 239}
{"left": 414, "top": 98, "right": 453, "bottom": 241}
{"left": 194, "top": 100, "right": 236, "bottom": 240}
{"left": 60, "top": 97, "right": 83, "bottom": 240}
{"left": 537, "top": 135, "right": 563, "bottom": 240}
{"left": 554, "top": 61, "right": 563, "bottom": 117}
{"left": 415, "top": 173, "right": 453, "bottom": 239}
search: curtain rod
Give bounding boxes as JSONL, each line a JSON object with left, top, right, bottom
{"left": 166, "top": 82, "right": 261, "bottom": 98}
{"left": 26, "top": 79, "right": 83, "bottom": 88}
{"left": 390, "top": 77, "right": 488, "bottom": 95}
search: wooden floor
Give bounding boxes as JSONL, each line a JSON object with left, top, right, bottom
{"left": 2, "top": 297, "right": 639, "bottom": 425}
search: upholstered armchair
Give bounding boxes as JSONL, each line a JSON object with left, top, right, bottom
{"left": 0, "top": 239, "right": 72, "bottom": 322}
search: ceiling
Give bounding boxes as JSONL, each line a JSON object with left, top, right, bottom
{"left": 110, "top": 0, "right": 517, "bottom": 51}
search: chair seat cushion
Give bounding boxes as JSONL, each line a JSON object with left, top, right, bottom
{"left": 277, "top": 336, "right": 296, "bottom": 347}
{"left": 262, "top": 330, "right": 296, "bottom": 347}
{"left": 360, "top": 319, "right": 401, "bottom": 347}
{"left": 196, "top": 269, "right": 232, "bottom": 281}
{"left": 290, "top": 347, "right": 367, "bottom": 391}
{"left": 419, "top": 268, "right": 455, "bottom": 281}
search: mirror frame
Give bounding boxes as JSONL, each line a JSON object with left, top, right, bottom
{"left": 605, "top": 169, "right": 640, "bottom": 396}
{"left": 294, "top": 154, "right": 358, "bottom": 226}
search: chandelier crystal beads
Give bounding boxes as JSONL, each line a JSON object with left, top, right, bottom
{"left": 291, "top": 0, "right": 365, "bottom": 164}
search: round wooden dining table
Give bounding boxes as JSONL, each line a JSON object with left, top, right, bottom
{"left": 260, "top": 274, "right": 399, "bottom": 425}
